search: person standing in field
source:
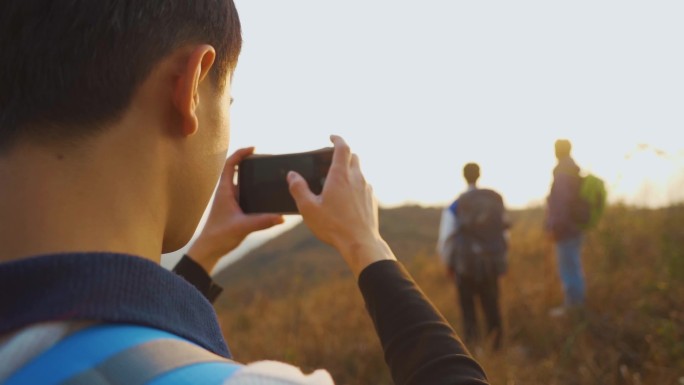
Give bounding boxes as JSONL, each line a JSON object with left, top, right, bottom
{"left": 546, "top": 139, "right": 586, "bottom": 314}
{"left": 437, "top": 163, "right": 508, "bottom": 350}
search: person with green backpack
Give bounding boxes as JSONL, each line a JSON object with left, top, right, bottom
{"left": 546, "top": 139, "right": 606, "bottom": 315}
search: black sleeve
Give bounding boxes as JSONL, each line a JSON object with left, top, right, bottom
{"left": 358, "top": 260, "right": 489, "bottom": 385}
{"left": 171, "top": 255, "right": 223, "bottom": 303}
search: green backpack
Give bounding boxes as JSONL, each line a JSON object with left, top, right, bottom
{"left": 577, "top": 174, "right": 607, "bottom": 230}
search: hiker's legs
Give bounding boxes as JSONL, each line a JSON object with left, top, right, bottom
{"left": 555, "top": 235, "right": 585, "bottom": 306}
{"left": 478, "top": 275, "right": 502, "bottom": 350}
{"left": 456, "top": 275, "right": 479, "bottom": 344}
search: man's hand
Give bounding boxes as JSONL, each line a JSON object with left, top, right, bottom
{"left": 188, "top": 147, "right": 284, "bottom": 273}
{"left": 287, "top": 135, "right": 396, "bottom": 277}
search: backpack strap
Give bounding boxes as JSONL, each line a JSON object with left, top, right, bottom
{"left": 448, "top": 200, "right": 459, "bottom": 216}
{"left": 3, "top": 325, "right": 242, "bottom": 385}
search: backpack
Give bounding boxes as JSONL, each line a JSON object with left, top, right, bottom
{"left": 449, "top": 189, "right": 508, "bottom": 280}
{"left": 576, "top": 174, "right": 607, "bottom": 230}
{"left": 3, "top": 324, "right": 242, "bottom": 385}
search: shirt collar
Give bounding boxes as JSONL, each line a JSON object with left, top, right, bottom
{"left": 0, "top": 253, "right": 231, "bottom": 358}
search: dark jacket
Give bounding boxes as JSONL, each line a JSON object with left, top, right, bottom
{"left": 451, "top": 189, "right": 508, "bottom": 280}
{"left": 547, "top": 156, "right": 583, "bottom": 241}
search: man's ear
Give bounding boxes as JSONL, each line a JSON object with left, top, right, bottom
{"left": 173, "top": 45, "right": 216, "bottom": 137}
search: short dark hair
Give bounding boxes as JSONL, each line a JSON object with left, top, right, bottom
{"left": 463, "top": 163, "right": 480, "bottom": 184}
{"left": 555, "top": 139, "right": 572, "bottom": 158}
{"left": 0, "top": 0, "right": 242, "bottom": 152}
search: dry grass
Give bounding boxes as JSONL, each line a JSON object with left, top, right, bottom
{"left": 218, "top": 205, "right": 684, "bottom": 384}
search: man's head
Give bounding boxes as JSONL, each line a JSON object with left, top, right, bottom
{"left": 463, "top": 163, "right": 480, "bottom": 185}
{"left": 0, "top": 1, "right": 242, "bottom": 254}
{"left": 0, "top": 0, "right": 241, "bottom": 152}
{"left": 555, "top": 139, "right": 572, "bottom": 159}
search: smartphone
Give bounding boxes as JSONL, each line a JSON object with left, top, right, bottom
{"left": 238, "top": 147, "right": 334, "bottom": 214}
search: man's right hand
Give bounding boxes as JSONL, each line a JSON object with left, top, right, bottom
{"left": 287, "top": 135, "right": 396, "bottom": 278}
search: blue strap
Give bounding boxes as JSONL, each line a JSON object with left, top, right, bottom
{"left": 449, "top": 200, "right": 459, "bottom": 216}
{"left": 147, "top": 362, "right": 242, "bottom": 385}
{"left": 3, "top": 324, "right": 241, "bottom": 385}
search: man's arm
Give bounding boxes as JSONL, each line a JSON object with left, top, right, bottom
{"left": 359, "top": 260, "right": 489, "bottom": 385}
{"left": 184, "top": 136, "right": 489, "bottom": 383}
{"left": 172, "top": 148, "right": 284, "bottom": 302}
{"left": 186, "top": 147, "right": 284, "bottom": 274}
{"left": 172, "top": 255, "right": 223, "bottom": 303}
{"left": 288, "top": 136, "right": 488, "bottom": 384}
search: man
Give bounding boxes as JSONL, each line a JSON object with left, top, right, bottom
{"left": 0, "top": 1, "right": 488, "bottom": 384}
{"left": 546, "top": 139, "right": 586, "bottom": 312}
{"left": 438, "top": 163, "right": 508, "bottom": 350}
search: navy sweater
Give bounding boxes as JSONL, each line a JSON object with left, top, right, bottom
{"left": 0, "top": 253, "right": 230, "bottom": 357}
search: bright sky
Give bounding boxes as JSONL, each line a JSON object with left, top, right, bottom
{"left": 229, "top": 0, "right": 684, "bottom": 208}
{"left": 164, "top": 1, "right": 684, "bottom": 269}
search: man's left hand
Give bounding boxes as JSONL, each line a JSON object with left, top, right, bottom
{"left": 187, "top": 147, "right": 284, "bottom": 273}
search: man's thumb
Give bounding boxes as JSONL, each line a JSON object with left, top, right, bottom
{"left": 287, "top": 171, "right": 316, "bottom": 205}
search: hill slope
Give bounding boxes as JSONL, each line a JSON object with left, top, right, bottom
{"left": 213, "top": 205, "right": 442, "bottom": 302}
{"left": 214, "top": 204, "right": 684, "bottom": 384}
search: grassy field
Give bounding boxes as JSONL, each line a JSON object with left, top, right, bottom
{"left": 216, "top": 205, "right": 684, "bottom": 384}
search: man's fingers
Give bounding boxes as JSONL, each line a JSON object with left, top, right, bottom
{"left": 223, "top": 147, "right": 255, "bottom": 179}
{"left": 244, "top": 214, "right": 285, "bottom": 233}
{"left": 350, "top": 154, "right": 360, "bottom": 170}
{"left": 218, "top": 147, "right": 256, "bottom": 193}
{"left": 330, "top": 135, "right": 352, "bottom": 172}
{"left": 350, "top": 153, "right": 363, "bottom": 177}
{"left": 227, "top": 147, "right": 256, "bottom": 167}
{"left": 349, "top": 153, "right": 368, "bottom": 184}
{"left": 287, "top": 171, "right": 317, "bottom": 208}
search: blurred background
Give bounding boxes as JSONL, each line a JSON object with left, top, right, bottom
{"left": 166, "top": 0, "right": 684, "bottom": 269}
{"left": 228, "top": 0, "right": 684, "bottom": 209}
